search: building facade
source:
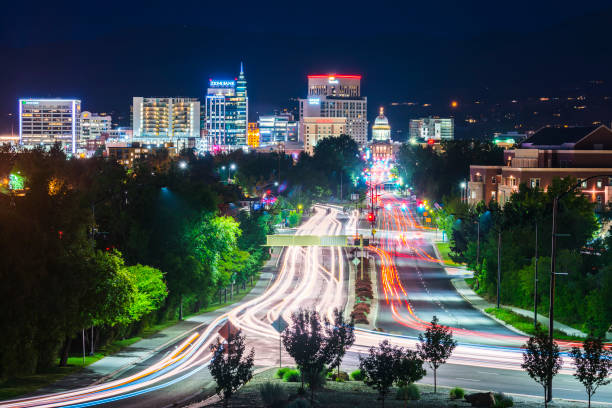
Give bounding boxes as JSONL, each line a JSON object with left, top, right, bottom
{"left": 301, "top": 117, "right": 347, "bottom": 155}
{"left": 19, "top": 99, "right": 81, "bottom": 153}
{"left": 372, "top": 107, "right": 391, "bottom": 142}
{"left": 204, "top": 64, "right": 248, "bottom": 151}
{"left": 299, "top": 75, "right": 367, "bottom": 146}
{"left": 258, "top": 113, "right": 298, "bottom": 145}
{"left": 409, "top": 116, "right": 454, "bottom": 141}
{"left": 80, "top": 111, "right": 111, "bottom": 142}
{"left": 247, "top": 122, "right": 260, "bottom": 148}
{"left": 468, "top": 126, "right": 612, "bottom": 207}
{"left": 132, "top": 97, "right": 200, "bottom": 150}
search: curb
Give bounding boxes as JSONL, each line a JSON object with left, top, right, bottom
{"left": 450, "top": 278, "right": 529, "bottom": 337}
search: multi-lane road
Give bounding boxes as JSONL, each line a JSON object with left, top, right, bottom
{"left": 2, "top": 203, "right": 610, "bottom": 407}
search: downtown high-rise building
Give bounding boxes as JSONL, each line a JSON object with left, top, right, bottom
{"left": 19, "top": 98, "right": 81, "bottom": 153}
{"left": 205, "top": 63, "right": 248, "bottom": 151}
{"left": 132, "top": 97, "right": 200, "bottom": 149}
{"left": 409, "top": 116, "right": 454, "bottom": 141}
{"left": 299, "top": 74, "right": 367, "bottom": 149}
{"left": 80, "top": 111, "right": 111, "bottom": 141}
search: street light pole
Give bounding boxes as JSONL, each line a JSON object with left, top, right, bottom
{"left": 546, "top": 173, "right": 611, "bottom": 402}
{"left": 497, "top": 230, "right": 501, "bottom": 309}
{"left": 534, "top": 221, "right": 539, "bottom": 331}
{"left": 476, "top": 220, "right": 480, "bottom": 267}
{"left": 547, "top": 196, "right": 559, "bottom": 403}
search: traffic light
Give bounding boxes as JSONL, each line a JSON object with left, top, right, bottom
{"left": 367, "top": 212, "right": 375, "bottom": 223}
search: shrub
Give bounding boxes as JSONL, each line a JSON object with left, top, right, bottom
{"left": 259, "top": 382, "right": 287, "bottom": 408}
{"left": 303, "top": 368, "right": 327, "bottom": 390}
{"left": 396, "top": 383, "right": 420, "bottom": 401}
{"left": 283, "top": 369, "right": 301, "bottom": 383}
{"left": 449, "top": 387, "right": 465, "bottom": 400}
{"left": 329, "top": 371, "right": 349, "bottom": 382}
{"left": 287, "top": 398, "right": 310, "bottom": 408}
{"left": 494, "top": 392, "right": 514, "bottom": 408}
{"left": 350, "top": 369, "right": 365, "bottom": 381}
{"left": 275, "top": 367, "right": 291, "bottom": 379}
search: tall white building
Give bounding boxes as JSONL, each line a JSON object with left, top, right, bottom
{"left": 19, "top": 99, "right": 81, "bottom": 153}
{"left": 132, "top": 97, "right": 200, "bottom": 149}
{"left": 301, "top": 117, "right": 347, "bottom": 155}
{"left": 409, "top": 117, "right": 454, "bottom": 141}
{"left": 371, "top": 107, "right": 391, "bottom": 142}
{"left": 299, "top": 75, "right": 367, "bottom": 146}
{"left": 80, "top": 111, "right": 111, "bottom": 141}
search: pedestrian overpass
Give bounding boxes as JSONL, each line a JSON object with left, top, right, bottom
{"left": 264, "top": 235, "right": 369, "bottom": 247}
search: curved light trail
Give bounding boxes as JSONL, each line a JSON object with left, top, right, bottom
{"left": 2, "top": 202, "right": 597, "bottom": 407}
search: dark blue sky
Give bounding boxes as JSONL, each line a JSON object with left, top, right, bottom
{"left": 2, "top": 0, "right": 611, "bottom": 47}
{"left": 2, "top": 0, "right": 612, "bottom": 136}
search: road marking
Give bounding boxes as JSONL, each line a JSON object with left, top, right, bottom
{"left": 554, "top": 387, "right": 579, "bottom": 392}
{"left": 455, "top": 377, "right": 481, "bottom": 382}
{"left": 477, "top": 371, "right": 499, "bottom": 375}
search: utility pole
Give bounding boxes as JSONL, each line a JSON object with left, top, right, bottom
{"left": 547, "top": 196, "right": 559, "bottom": 403}
{"left": 497, "top": 230, "right": 501, "bottom": 309}
{"left": 476, "top": 220, "right": 480, "bottom": 267}
{"left": 534, "top": 221, "right": 539, "bottom": 330}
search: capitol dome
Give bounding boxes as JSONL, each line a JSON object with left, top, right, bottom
{"left": 372, "top": 107, "right": 391, "bottom": 141}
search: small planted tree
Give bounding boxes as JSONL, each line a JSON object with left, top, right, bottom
{"left": 359, "top": 340, "right": 425, "bottom": 408}
{"left": 521, "top": 330, "right": 562, "bottom": 408}
{"left": 325, "top": 308, "right": 355, "bottom": 377}
{"left": 209, "top": 329, "right": 255, "bottom": 408}
{"left": 359, "top": 340, "right": 398, "bottom": 408}
{"left": 417, "top": 315, "right": 457, "bottom": 392}
{"left": 282, "top": 308, "right": 333, "bottom": 404}
{"left": 570, "top": 336, "right": 612, "bottom": 408}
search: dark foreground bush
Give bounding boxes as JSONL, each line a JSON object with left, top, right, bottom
{"left": 396, "top": 383, "right": 420, "bottom": 401}
{"left": 494, "top": 392, "right": 514, "bottom": 407}
{"left": 350, "top": 369, "right": 365, "bottom": 381}
{"left": 259, "top": 382, "right": 287, "bottom": 408}
{"left": 450, "top": 387, "right": 465, "bottom": 400}
{"left": 287, "top": 398, "right": 310, "bottom": 408}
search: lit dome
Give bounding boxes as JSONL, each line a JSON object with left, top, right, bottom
{"left": 372, "top": 107, "right": 391, "bottom": 141}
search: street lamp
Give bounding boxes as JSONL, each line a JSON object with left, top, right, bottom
{"left": 546, "top": 174, "right": 612, "bottom": 402}
{"left": 460, "top": 181, "right": 467, "bottom": 203}
{"left": 228, "top": 163, "right": 236, "bottom": 183}
{"left": 179, "top": 161, "right": 187, "bottom": 169}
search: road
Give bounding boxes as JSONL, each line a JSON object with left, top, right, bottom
{"left": 3, "top": 204, "right": 611, "bottom": 407}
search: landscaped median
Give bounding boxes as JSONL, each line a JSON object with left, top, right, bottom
{"left": 187, "top": 367, "right": 601, "bottom": 408}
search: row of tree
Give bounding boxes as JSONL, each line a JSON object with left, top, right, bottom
{"left": 210, "top": 313, "right": 611, "bottom": 408}
{"left": 434, "top": 179, "right": 611, "bottom": 337}
{"left": 0, "top": 146, "right": 272, "bottom": 379}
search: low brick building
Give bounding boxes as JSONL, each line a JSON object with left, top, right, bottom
{"left": 468, "top": 125, "right": 612, "bottom": 207}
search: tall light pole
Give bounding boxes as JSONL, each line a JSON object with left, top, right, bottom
{"left": 546, "top": 174, "right": 611, "bottom": 402}
{"left": 229, "top": 163, "right": 236, "bottom": 183}
{"left": 534, "top": 221, "right": 538, "bottom": 330}
{"left": 460, "top": 181, "right": 467, "bottom": 203}
{"left": 497, "top": 230, "right": 501, "bottom": 309}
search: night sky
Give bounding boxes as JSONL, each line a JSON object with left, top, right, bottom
{"left": 2, "top": 0, "right": 612, "bottom": 135}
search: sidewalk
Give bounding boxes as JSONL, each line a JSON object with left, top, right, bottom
{"left": 451, "top": 278, "right": 589, "bottom": 338}
{"left": 34, "top": 247, "right": 284, "bottom": 395}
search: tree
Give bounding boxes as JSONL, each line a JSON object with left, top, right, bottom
{"left": 359, "top": 340, "right": 398, "bottom": 408}
{"left": 570, "top": 336, "right": 612, "bottom": 408}
{"left": 119, "top": 264, "right": 168, "bottom": 324}
{"left": 209, "top": 329, "right": 255, "bottom": 408}
{"left": 282, "top": 308, "right": 333, "bottom": 403}
{"left": 417, "top": 315, "right": 457, "bottom": 392}
{"left": 359, "top": 339, "right": 425, "bottom": 408}
{"left": 325, "top": 308, "right": 355, "bottom": 377}
{"left": 521, "top": 330, "right": 562, "bottom": 407}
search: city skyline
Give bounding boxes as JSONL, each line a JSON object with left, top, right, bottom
{"left": 2, "top": 3, "right": 612, "bottom": 138}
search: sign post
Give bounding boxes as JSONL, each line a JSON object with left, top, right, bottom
{"left": 272, "top": 315, "right": 288, "bottom": 368}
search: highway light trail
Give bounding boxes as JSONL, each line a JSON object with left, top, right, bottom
{"left": 1, "top": 204, "right": 585, "bottom": 407}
